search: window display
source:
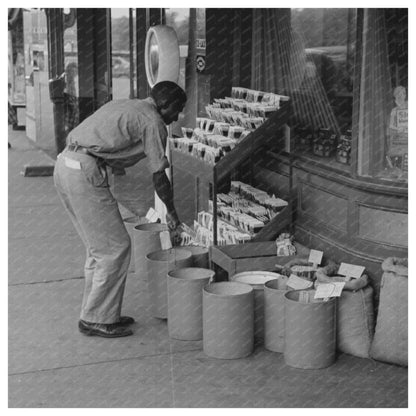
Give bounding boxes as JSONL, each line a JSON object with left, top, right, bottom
{"left": 263, "top": 8, "right": 408, "bottom": 184}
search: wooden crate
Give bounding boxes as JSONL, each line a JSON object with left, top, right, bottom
{"left": 210, "top": 241, "right": 310, "bottom": 278}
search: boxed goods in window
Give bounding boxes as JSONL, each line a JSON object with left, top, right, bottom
{"left": 294, "top": 126, "right": 314, "bottom": 152}
{"left": 336, "top": 129, "right": 352, "bottom": 165}
{"left": 312, "top": 128, "right": 337, "bottom": 158}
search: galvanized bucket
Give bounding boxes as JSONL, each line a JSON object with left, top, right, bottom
{"left": 182, "top": 246, "right": 210, "bottom": 269}
{"left": 134, "top": 222, "right": 168, "bottom": 279}
{"left": 168, "top": 267, "right": 215, "bottom": 340}
{"left": 146, "top": 248, "right": 193, "bottom": 319}
{"left": 203, "top": 282, "right": 254, "bottom": 359}
{"left": 264, "top": 277, "right": 289, "bottom": 353}
{"left": 284, "top": 289, "right": 337, "bottom": 369}
{"left": 230, "top": 271, "right": 281, "bottom": 342}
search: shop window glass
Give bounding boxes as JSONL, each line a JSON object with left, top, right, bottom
{"left": 252, "top": 9, "right": 356, "bottom": 170}
{"left": 130, "top": 9, "right": 137, "bottom": 97}
{"left": 290, "top": 9, "right": 356, "bottom": 168}
{"left": 111, "top": 8, "right": 131, "bottom": 99}
{"left": 63, "top": 8, "right": 79, "bottom": 135}
{"left": 8, "top": 10, "right": 25, "bottom": 106}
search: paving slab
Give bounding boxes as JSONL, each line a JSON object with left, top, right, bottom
{"left": 169, "top": 349, "right": 408, "bottom": 408}
{"left": 8, "top": 235, "right": 85, "bottom": 284}
{"left": 9, "top": 204, "right": 78, "bottom": 239}
{"left": 8, "top": 355, "right": 174, "bottom": 408}
{"left": 8, "top": 144, "right": 55, "bottom": 168}
{"left": 9, "top": 276, "right": 201, "bottom": 374}
{"left": 8, "top": 175, "right": 59, "bottom": 208}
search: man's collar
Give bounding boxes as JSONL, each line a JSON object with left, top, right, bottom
{"left": 145, "top": 96, "right": 157, "bottom": 109}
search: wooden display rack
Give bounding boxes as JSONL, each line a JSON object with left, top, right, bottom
{"left": 171, "top": 101, "right": 291, "bottom": 246}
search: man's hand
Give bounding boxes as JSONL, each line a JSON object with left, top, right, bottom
{"left": 153, "top": 171, "right": 181, "bottom": 232}
{"left": 166, "top": 210, "right": 180, "bottom": 232}
{"left": 170, "top": 228, "right": 183, "bottom": 246}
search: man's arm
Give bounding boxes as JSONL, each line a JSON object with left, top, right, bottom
{"left": 152, "top": 170, "right": 180, "bottom": 229}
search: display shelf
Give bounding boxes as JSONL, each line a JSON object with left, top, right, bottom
{"left": 251, "top": 204, "right": 291, "bottom": 241}
{"left": 171, "top": 101, "right": 290, "bottom": 245}
{"left": 215, "top": 101, "right": 290, "bottom": 183}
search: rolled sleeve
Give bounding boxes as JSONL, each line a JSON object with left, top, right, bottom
{"left": 142, "top": 122, "right": 170, "bottom": 173}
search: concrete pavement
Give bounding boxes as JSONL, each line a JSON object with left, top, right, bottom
{"left": 7, "top": 127, "right": 408, "bottom": 408}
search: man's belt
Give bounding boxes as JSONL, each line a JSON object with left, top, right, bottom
{"left": 66, "top": 143, "right": 93, "bottom": 156}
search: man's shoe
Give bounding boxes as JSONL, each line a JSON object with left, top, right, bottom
{"left": 78, "top": 320, "right": 133, "bottom": 338}
{"left": 117, "top": 316, "right": 135, "bottom": 326}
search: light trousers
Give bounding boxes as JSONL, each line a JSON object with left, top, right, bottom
{"left": 53, "top": 149, "right": 131, "bottom": 324}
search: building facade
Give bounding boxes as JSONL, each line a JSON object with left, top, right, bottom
{"left": 8, "top": 8, "right": 408, "bottom": 300}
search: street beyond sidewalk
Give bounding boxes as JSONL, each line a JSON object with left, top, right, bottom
{"left": 7, "top": 127, "right": 408, "bottom": 408}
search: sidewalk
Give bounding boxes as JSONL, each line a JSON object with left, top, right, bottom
{"left": 7, "top": 127, "right": 408, "bottom": 408}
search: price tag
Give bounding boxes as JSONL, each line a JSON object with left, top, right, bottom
{"left": 145, "top": 208, "right": 160, "bottom": 223}
{"left": 287, "top": 274, "right": 313, "bottom": 290}
{"left": 308, "top": 249, "right": 324, "bottom": 267}
{"left": 314, "top": 282, "right": 345, "bottom": 299}
{"left": 159, "top": 231, "right": 172, "bottom": 250}
{"left": 338, "top": 263, "right": 365, "bottom": 279}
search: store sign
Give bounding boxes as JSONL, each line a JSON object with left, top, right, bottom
{"left": 196, "top": 55, "right": 206, "bottom": 73}
{"left": 196, "top": 38, "right": 206, "bottom": 50}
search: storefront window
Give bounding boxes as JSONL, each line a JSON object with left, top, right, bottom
{"left": 252, "top": 9, "right": 356, "bottom": 170}
{"left": 252, "top": 9, "right": 407, "bottom": 183}
{"left": 111, "top": 8, "right": 132, "bottom": 99}
{"left": 8, "top": 10, "right": 26, "bottom": 106}
{"left": 289, "top": 9, "right": 355, "bottom": 169}
{"left": 63, "top": 8, "right": 79, "bottom": 135}
{"left": 358, "top": 8, "right": 408, "bottom": 182}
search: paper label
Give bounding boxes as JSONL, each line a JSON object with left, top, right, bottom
{"left": 287, "top": 274, "right": 313, "bottom": 290}
{"left": 145, "top": 208, "right": 160, "bottom": 223}
{"left": 159, "top": 231, "right": 172, "bottom": 250}
{"left": 314, "top": 282, "right": 345, "bottom": 299}
{"left": 338, "top": 263, "right": 365, "bottom": 279}
{"left": 64, "top": 157, "right": 81, "bottom": 170}
{"left": 308, "top": 249, "right": 323, "bottom": 266}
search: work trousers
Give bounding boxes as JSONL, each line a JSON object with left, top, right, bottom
{"left": 53, "top": 149, "right": 131, "bottom": 324}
